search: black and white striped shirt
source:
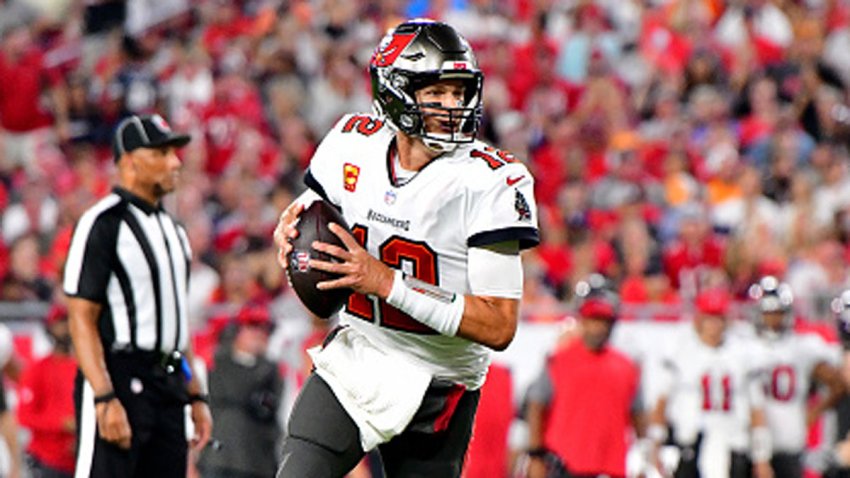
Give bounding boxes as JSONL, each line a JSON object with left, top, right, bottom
{"left": 63, "top": 187, "right": 191, "bottom": 354}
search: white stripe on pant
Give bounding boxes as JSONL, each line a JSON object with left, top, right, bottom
{"left": 75, "top": 381, "right": 96, "bottom": 478}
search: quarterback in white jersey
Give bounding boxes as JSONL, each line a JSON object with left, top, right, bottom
{"left": 649, "top": 289, "right": 773, "bottom": 478}
{"left": 748, "top": 276, "right": 845, "bottom": 478}
{"left": 273, "top": 19, "right": 538, "bottom": 478}
{"left": 302, "top": 111, "right": 537, "bottom": 388}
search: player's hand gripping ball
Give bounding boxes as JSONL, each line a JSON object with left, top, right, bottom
{"left": 286, "top": 200, "right": 354, "bottom": 318}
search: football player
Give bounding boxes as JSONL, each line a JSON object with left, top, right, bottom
{"left": 273, "top": 19, "right": 539, "bottom": 477}
{"left": 648, "top": 288, "right": 773, "bottom": 478}
{"left": 822, "top": 290, "right": 850, "bottom": 478}
{"left": 749, "top": 276, "right": 845, "bottom": 478}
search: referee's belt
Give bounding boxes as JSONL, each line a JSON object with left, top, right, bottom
{"left": 111, "top": 348, "right": 186, "bottom": 376}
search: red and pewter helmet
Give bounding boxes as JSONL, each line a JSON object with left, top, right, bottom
{"left": 370, "top": 19, "right": 483, "bottom": 153}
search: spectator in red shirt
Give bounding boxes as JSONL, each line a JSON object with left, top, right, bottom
{"left": 530, "top": 116, "right": 580, "bottom": 207}
{"left": 525, "top": 275, "right": 644, "bottom": 478}
{"left": 201, "top": 1, "right": 253, "bottom": 63}
{"left": 662, "top": 203, "right": 726, "bottom": 290}
{"left": 0, "top": 24, "right": 69, "bottom": 174}
{"left": 534, "top": 209, "right": 572, "bottom": 297}
{"left": 18, "top": 305, "right": 77, "bottom": 478}
{"left": 202, "top": 73, "right": 267, "bottom": 176}
{"left": 616, "top": 217, "right": 683, "bottom": 318}
{"left": 510, "top": 14, "right": 565, "bottom": 114}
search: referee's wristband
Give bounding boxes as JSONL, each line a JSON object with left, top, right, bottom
{"left": 93, "top": 391, "right": 116, "bottom": 405}
{"left": 188, "top": 393, "right": 209, "bottom": 404}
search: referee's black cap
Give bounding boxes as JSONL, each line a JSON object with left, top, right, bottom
{"left": 113, "top": 114, "right": 191, "bottom": 161}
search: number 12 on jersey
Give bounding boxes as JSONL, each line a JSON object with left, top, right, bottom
{"left": 345, "top": 225, "right": 440, "bottom": 334}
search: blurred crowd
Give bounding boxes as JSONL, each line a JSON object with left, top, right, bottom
{"left": 5, "top": 0, "right": 850, "bottom": 325}
{"left": 5, "top": 0, "right": 850, "bottom": 476}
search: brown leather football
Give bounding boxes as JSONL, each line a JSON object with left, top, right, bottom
{"left": 286, "top": 200, "right": 354, "bottom": 318}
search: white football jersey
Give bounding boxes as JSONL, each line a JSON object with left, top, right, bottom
{"left": 754, "top": 332, "right": 837, "bottom": 452}
{"left": 659, "top": 328, "right": 766, "bottom": 452}
{"left": 306, "top": 113, "right": 539, "bottom": 389}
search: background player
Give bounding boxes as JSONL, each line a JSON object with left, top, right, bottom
{"left": 273, "top": 19, "right": 539, "bottom": 478}
{"left": 749, "top": 276, "right": 845, "bottom": 478}
{"left": 649, "top": 288, "right": 773, "bottom": 478}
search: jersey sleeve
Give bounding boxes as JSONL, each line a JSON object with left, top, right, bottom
{"left": 466, "top": 163, "right": 540, "bottom": 251}
{"left": 63, "top": 212, "right": 118, "bottom": 303}
{"left": 303, "top": 114, "right": 360, "bottom": 208}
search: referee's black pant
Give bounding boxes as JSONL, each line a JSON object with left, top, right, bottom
{"left": 74, "top": 351, "right": 189, "bottom": 478}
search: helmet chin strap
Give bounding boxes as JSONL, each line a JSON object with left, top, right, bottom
{"left": 381, "top": 108, "right": 469, "bottom": 154}
{"left": 420, "top": 134, "right": 459, "bottom": 153}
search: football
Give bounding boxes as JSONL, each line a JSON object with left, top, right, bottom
{"left": 286, "top": 200, "right": 354, "bottom": 318}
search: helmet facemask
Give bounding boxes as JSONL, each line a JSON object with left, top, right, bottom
{"left": 370, "top": 20, "right": 483, "bottom": 153}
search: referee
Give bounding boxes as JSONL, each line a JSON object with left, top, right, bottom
{"left": 64, "top": 114, "right": 213, "bottom": 478}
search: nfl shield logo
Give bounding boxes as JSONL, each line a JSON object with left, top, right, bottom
{"left": 384, "top": 190, "right": 397, "bottom": 205}
{"left": 292, "top": 251, "right": 311, "bottom": 272}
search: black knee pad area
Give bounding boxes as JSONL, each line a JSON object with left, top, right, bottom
{"left": 288, "top": 375, "right": 361, "bottom": 454}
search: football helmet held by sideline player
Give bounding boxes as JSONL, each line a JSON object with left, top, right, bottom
{"left": 370, "top": 19, "right": 483, "bottom": 153}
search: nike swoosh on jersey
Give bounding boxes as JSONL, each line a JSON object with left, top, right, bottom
{"left": 506, "top": 175, "right": 525, "bottom": 186}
